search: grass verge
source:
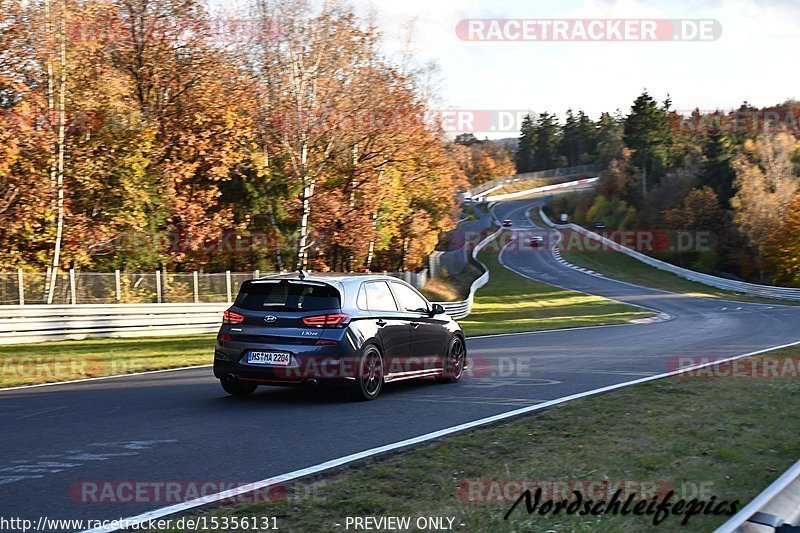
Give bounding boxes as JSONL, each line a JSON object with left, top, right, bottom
{"left": 1, "top": 230, "right": 653, "bottom": 387}
{"left": 460, "top": 237, "right": 654, "bottom": 336}
{"left": 490, "top": 175, "right": 581, "bottom": 197}
{"left": 161, "top": 345, "right": 800, "bottom": 532}
{"left": 419, "top": 262, "right": 483, "bottom": 302}
{"left": 0, "top": 334, "right": 214, "bottom": 388}
{"left": 557, "top": 228, "right": 798, "bottom": 305}
{"left": 531, "top": 206, "right": 799, "bottom": 306}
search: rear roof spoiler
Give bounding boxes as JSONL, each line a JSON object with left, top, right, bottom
{"left": 247, "top": 278, "right": 328, "bottom": 286}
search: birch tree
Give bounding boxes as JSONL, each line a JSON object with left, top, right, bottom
{"left": 255, "top": 0, "right": 376, "bottom": 269}
{"left": 45, "top": 0, "right": 67, "bottom": 303}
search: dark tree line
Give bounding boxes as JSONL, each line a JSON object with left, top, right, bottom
{"left": 515, "top": 110, "right": 623, "bottom": 172}
{"left": 531, "top": 92, "right": 800, "bottom": 285}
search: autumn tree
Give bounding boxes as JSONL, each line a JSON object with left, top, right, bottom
{"left": 110, "top": 0, "right": 258, "bottom": 268}
{"left": 252, "top": 0, "right": 464, "bottom": 272}
{"left": 767, "top": 195, "right": 800, "bottom": 285}
{"left": 663, "top": 187, "right": 727, "bottom": 271}
{"left": 253, "top": 0, "right": 374, "bottom": 269}
{"left": 732, "top": 131, "right": 800, "bottom": 279}
{"left": 449, "top": 138, "right": 514, "bottom": 186}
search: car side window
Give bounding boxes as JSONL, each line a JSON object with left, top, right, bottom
{"left": 357, "top": 283, "right": 368, "bottom": 310}
{"left": 391, "top": 282, "right": 429, "bottom": 314}
{"left": 364, "top": 281, "right": 398, "bottom": 312}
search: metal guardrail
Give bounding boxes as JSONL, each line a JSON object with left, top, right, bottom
{"left": 539, "top": 208, "right": 800, "bottom": 301}
{"left": 0, "top": 303, "right": 230, "bottom": 344}
{"left": 466, "top": 164, "right": 600, "bottom": 199}
{"left": 0, "top": 232, "right": 502, "bottom": 343}
{"left": 439, "top": 228, "right": 502, "bottom": 320}
{"left": 715, "top": 459, "right": 800, "bottom": 532}
{"left": 485, "top": 177, "right": 599, "bottom": 202}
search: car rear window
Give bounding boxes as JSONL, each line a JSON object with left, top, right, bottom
{"left": 235, "top": 281, "right": 341, "bottom": 311}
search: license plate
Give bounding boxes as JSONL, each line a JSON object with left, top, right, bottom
{"left": 246, "top": 351, "right": 292, "bottom": 366}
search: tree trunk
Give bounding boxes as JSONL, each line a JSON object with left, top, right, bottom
{"left": 365, "top": 210, "right": 378, "bottom": 270}
{"left": 42, "top": 0, "right": 57, "bottom": 300}
{"left": 641, "top": 150, "right": 648, "bottom": 198}
{"left": 295, "top": 178, "right": 314, "bottom": 270}
{"left": 347, "top": 143, "right": 358, "bottom": 270}
{"left": 398, "top": 236, "right": 408, "bottom": 271}
{"left": 364, "top": 168, "right": 384, "bottom": 271}
{"left": 294, "top": 138, "right": 313, "bottom": 270}
{"left": 46, "top": 0, "right": 67, "bottom": 304}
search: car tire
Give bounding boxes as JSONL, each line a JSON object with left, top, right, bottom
{"left": 437, "top": 336, "right": 466, "bottom": 383}
{"left": 349, "top": 344, "right": 384, "bottom": 401}
{"left": 220, "top": 378, "right": 258, "bottom": 396}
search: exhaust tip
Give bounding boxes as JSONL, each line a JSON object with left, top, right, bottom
{"left": 225, "top": 373, "right": 238, "bottom": 383}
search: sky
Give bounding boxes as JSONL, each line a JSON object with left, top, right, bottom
{"left": 346, "top": 0, "right": 800, "bottom": 138}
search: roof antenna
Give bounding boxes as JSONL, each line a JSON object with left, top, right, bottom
{"left": 298, "top": 269, "right": 307, "bottom": 280}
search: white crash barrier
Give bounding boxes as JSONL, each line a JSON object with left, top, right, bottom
{"left": 0, "top": 230, "right": 504, "bottom": 344}
{"left": 539, "top": 207, "right": 800, "bottom": 301}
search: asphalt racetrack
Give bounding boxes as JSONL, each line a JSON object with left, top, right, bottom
{"left": 2, "top": 197, "right": 799, "bottom": 529}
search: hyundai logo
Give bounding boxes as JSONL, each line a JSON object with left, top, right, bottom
{"left": 264, "top": 315, "right": 277, "bottom": 323}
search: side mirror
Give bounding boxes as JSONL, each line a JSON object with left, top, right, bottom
{"left": 430, "top": 303, "right": 446, "bottom": 316}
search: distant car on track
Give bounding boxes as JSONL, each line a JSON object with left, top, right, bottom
{"left": 214, "top": 272, "right": 467, "bottom": 401}
{"left": 529, "top": 236, "right": 544, "bottom": 247}
{"left": 501, "top": 219, "right": 513, "bottom": 227}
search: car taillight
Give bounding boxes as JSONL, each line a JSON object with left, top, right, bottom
{"left": 302, "top": 313, "right": 350, "bottom": 328}
{"left": 223, "top": 310, "right": 244, "bottom": 324}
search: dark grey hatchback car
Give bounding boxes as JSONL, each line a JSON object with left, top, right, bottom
{"left": 213, "top": 272, "right": 467, "bottom": 400}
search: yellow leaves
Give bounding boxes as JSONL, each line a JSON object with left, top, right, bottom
{"left": 0, "top": 0, "right": 469, "bottom": 272}
{"left": 733, "top": 132, "right": 800, "bottom": 269}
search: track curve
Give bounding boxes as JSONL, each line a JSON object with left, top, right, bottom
{"left": 1, "top": 197, "right": 799, "bottom": 528}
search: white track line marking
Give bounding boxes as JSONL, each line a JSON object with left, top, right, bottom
{"left": 467, "top": 321, "right": 639, "bottom": 339}
{"left": 522, "top": 202, "right": 800, "bottom": 309}
{"left": 81, "top": 339, "right": 800, "bottom": 533}
{"left": 495, "top": 233, "right": 672, "bottom": 323}
{"left": 1, "top": 323, "right": 647, "bottom": 392}
{"left": 3, "top": 324, "right": 675, "bottom": 393}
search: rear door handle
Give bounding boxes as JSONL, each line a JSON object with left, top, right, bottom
{"left": 411, "top": 322, "right": 421, "bottom": 329}
{"left": 376, "top": 319, "right": 387, "bottom": 327}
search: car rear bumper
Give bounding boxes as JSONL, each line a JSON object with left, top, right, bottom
{"left": 213, "top": 339, "right": 361, "bottom": 386}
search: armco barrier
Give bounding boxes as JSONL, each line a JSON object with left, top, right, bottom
{"left": 484, "top": 177, "right": 599, "bottom": 202}
{"left": 441, "top": 227, "right": 503, "bottom": 320}
{"left": 0, "top": 303, "right": 230, "bottom": 344}
{"left": 0, "top": 230, "right": 502, "bottom": 344}
{"left": 714, "top": 459, "right": 800, "bottom": 532}
{"left": 540, "top": 207, "right": 800, "bottom": 301}
{"left": 466, "top": 164, "right": 600, "bottom": 199}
